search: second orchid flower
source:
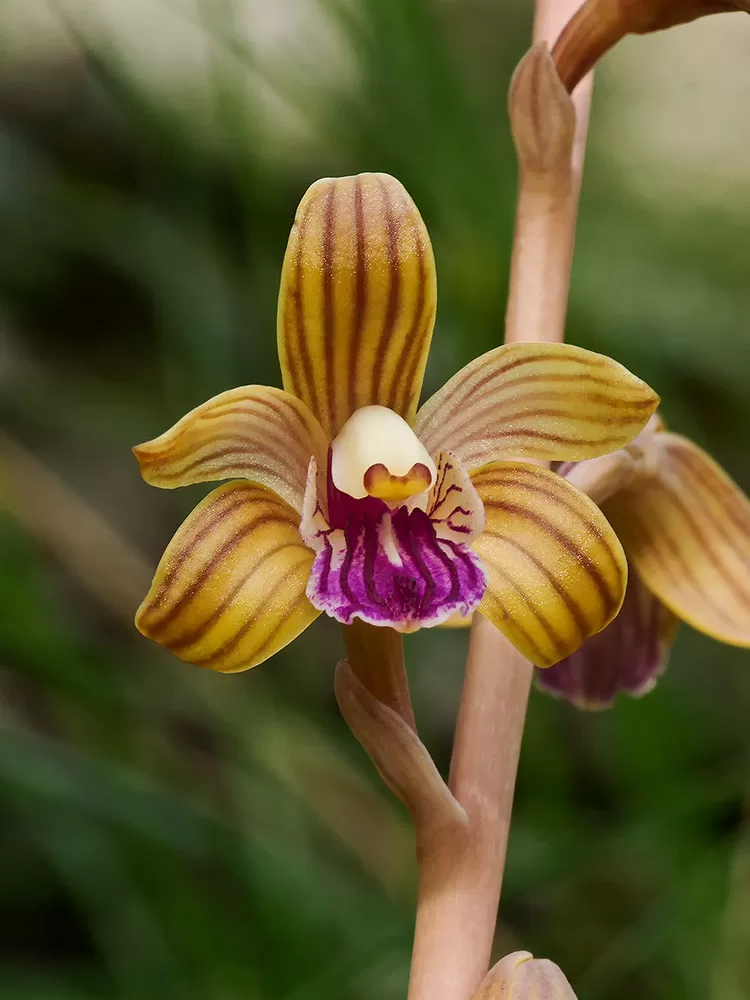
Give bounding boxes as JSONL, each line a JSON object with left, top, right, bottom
{"left": 541, "top": 417, "right": 750, "bottom": 707}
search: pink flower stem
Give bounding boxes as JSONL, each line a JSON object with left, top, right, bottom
{"left": 406, "top": 3, "right": 594, "bottom": 998}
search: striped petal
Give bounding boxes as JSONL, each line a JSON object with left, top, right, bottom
{"left": 277, "top": 173, "right": 437, "bottom": 439}
{"left": 536, "top": 569, "right": 679, "bottom": 710}
{"left": 605, "top": 433, "right": 750, "bottom": 647}
{"left": 471, "top": 462, "right": 627, "bottom": 668}
{"left": 414, "top": 343, "right": 659, "bottom": 471}
{"left": 133, "top": 386, "right": 329, "bottom": 514}
{"left": 136, "top": 482, "right": 319, "bottom": 672}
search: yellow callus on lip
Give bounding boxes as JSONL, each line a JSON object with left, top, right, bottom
{"left": 363, "top": 461, "right": 432, "bottom": 502}
{"left": 331, "top": 405, "right": 436, "bottom": 501}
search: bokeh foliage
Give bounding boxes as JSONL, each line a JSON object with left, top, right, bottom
{"left": 1, "top": 1, "right": 749, "bottom": 998}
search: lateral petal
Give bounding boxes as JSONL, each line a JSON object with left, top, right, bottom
{"left": 136, "top": 482, "right": 319, "bottom": 672}
{"left": 414, "top": 342, "right": 659, "bottom": 470}
{"left": 471, "top": 462, "right": 627, "bottom": 668}
{"left": 606, "top": 432, "right": 750, "bottom": 647}
{"left": 133, "top": 386, "right": 328, "bottom": 513}
{"left": 277, "top": 173, "right": 437, "bottom": 438}
{"left": 536, "top": 569, "right": 679, "bottom": 710}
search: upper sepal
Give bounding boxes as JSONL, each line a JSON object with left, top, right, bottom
{"left": 415, "top": 342, "right": 659, "bottom": 473}
{"left": 605, "top": 432, "right": 750, "bottom": 647}
{"left": 472, "top": 461, "right": 627, "bottom": 668}
{"left": 277, "top": 173, "right": 437, "bottom": 439}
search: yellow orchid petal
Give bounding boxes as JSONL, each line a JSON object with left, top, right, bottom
{"left": 136, "top": 482, "right": 320, "bottom": 672}
{"left": 471, "top": 462, "right": 627, "bottom": 668}
{"left": 605, "top": 432, "right": 750, "bottom": 647}
{"left": 133, "top": 386, "right": 329, "bottom": 514}
{"left": 414, "top": 342, "right": 659, "bottom": 470}
{"left": 277, "top": 173, "right": 437, "bottom": 439}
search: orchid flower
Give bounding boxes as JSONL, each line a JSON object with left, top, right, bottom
{"left": 539, "top": 417, "right": 750, "bottom": 708}
{"left": 133, "top": 173, "right": 659, "bottom": 674}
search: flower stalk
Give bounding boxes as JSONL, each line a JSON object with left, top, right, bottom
{"left": 406, "top": 3, "right": 597, "bottom": 997}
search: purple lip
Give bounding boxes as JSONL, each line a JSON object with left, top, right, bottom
{"left": 302, "top": 452, "right": 487, "bottom": 631}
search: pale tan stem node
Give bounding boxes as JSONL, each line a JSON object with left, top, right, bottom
{"left": 505, "top": 33, "right": 590, "bottom": 346}
{"left": 509, "top": 44, "right": 576, "bottom": 176}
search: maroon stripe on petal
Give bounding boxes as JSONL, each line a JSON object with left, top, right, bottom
{"left": 667, "top": 445, "right": 750, "bottom": 536}
{"left": 373, "top": 176, "right": 402, "bottom": 406}
{"left": 628, "top": 516, "right": 741, "bottom": 630}
{"left": 166, "top": 540, "right": 300, "bottom": 650}
{"left": 349, "top": 175, "right": 367, "bottom": 417}
{"left": 146, "top": 492, "right": 257, "bottom": 612}
{"left": 650, "top": 487, "right": 750, "bottom": 613}
{"left": 322, "top": 181, "right": 337, "bottom": 433}
{"left": 390, "top": 234, "right": 426, "bottom": 414}
{"left": 484, "top": 529, "right": 589, "bottom": 639}
{"left": 150, "top": 512, "right": 292, "bottom": 634}
{"left": 293, "top": 201, "right": 317, "bottom": 414}
{"left": 482, "top": 500, "right": 617, "bottom": 617}
{"left": 195, "top": 554, "right": 314, "bottom": 668}
{"left": 481, "top": 567, "right": 560, "bottom": 662}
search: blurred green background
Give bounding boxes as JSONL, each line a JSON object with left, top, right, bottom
{"left": 1, "top": 1, "right": 749, "bottom": 998}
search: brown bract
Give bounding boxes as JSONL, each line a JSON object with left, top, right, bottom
{"left": 552, "top": 0, "right": 749, "bottom": 93}
{"left": 508, "top": 44, "right": 576, "bottom": 175}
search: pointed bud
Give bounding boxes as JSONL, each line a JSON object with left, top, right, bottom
{"left": 473, "top": 951, "right": 579, "bottom": 999}
{"left": 508, "top": 44, "right": 576, "bottom": 175}
{"left": 552, "top": 0, "right": 749, "bottom": 93}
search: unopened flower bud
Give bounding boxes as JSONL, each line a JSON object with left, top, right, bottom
{"left": 508, "top": 44, "right": 576, "bottom": 174}
{"left": 552, "top": 0, "right": 749, "bottom": 93}
{"left": 473, "top": 951, "right": 578, "bottom": 999}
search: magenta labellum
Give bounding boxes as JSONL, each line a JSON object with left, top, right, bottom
{"left": 301, "top": 428, "right": 488, "bottom": 632}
